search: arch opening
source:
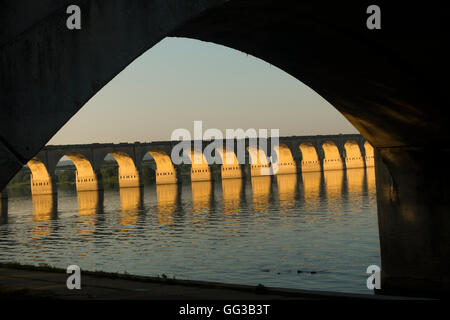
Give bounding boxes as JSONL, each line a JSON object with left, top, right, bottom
{"left": 247, "top": 145, "right": 270, "bottom": 177}
{"left": 215, "top": 148, "right": 242, "bottom": 179}
{"left": 344, "top": 140, "right": 364, "bottom": 169}
{"left": 147, "top": 150, "right": 177, "bottom": 184}
{"left": 65, "top": 153, "right": 100, "bottom": 192}
{"left": 189, "top": 149, "right": 211, "bottom": 182}
{"left": 299, "top": 143, "right": 321, "bottom": 172}
{"left": 108, "top": 151, "right": 141, "bottom": 188}
{"left": 274, "top": 144, "right": 297, "bottom": 175}
{"left": 27, "top": 158, "right": 54, "bottom": 195}
{"left": 322, "top": 141, "right": 343, "bottom": 171}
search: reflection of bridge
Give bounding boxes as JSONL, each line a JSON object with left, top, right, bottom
{"left": 5, "top": 134, "right": 373, "bottom": 197}
{"left": 8, "top": 167, "right": 377, "bottom": 237}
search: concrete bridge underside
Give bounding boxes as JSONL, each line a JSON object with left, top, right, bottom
{"left": 1, "top": 0, "right": 449, "bottom": 296}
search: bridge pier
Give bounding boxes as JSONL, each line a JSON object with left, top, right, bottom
{"left": 375, "top": 147, "right": 450, "bottom": 297}
{"left": 118, "top": 166, "right": 143, "bottom": 188}
{"left": 75, "top": 169, "right": 103, "bottom": 192}
{"left": 30, "top": 172, "right": 57, "bottom": 195}
{"left": 0, "top": 189, "right": 7, "bottom": 219}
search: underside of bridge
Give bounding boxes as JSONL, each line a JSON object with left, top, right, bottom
{"left": 1, "top": 0, "right": 449, "bottom": 296}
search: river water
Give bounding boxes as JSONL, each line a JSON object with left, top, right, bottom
{"left": 0, "top": 167, "right": 380, "bottom": 294}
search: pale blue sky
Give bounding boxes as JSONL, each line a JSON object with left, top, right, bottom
{"left": 48, "top": 37, "right": 356, "bottom": 145}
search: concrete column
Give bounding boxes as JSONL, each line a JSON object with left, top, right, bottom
{"left": 0, "top": 189, "right": 7, "bottom": 218}
{"left": 375, "top": 147, "right": 450, "bottom": 297}
{"left": 174, "top": 164, "right": 188, "bottom": 184}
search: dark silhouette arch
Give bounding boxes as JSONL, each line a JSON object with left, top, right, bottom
{"left": 1, "top": 0, "right": 450, "bottom": 295}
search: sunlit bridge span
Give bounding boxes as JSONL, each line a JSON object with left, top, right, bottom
{"left": 1, "top": 134, "right": 373, "bottom": 200}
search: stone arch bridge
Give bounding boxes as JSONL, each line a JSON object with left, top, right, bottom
{"left": 9, "top": 134, "right": 373, "bottom": 196}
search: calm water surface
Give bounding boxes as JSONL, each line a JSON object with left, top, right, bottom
{"left": 0, "top": 168, "right": 379, "bottom": 294}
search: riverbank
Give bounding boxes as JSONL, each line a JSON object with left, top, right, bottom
{"left": 0, "top": 262, "right": 418, "bottom": 300}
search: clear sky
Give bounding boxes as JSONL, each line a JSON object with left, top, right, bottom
{"left": 48, "top": 37, "right": 357, "bottom": 145}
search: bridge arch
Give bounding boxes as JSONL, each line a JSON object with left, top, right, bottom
{"left": 246, "top": 145, "right": 270, "bottom": 177}
{"left": 108, "top": 151, "right": 141, "bottom": 188}
{"left": 147, "top": 150, "right": 177, "bottom": 184}
{"left": 322, "top": 141, "right": 343, "bottom": 171}
{"left": 27, "top": 158, "right": 54, "bottom": 195}
{"left": 299, "top": 143, "right": 321, "bottom": 172}
{"left": 60, "top": 153, "right": 100, "bottom": 192}
{"left": 215, "top": 148, "right": 242, "bottom": 179}
{"left": 273, "top": 144, "right": 297, "bottom": 175}
{"left": 189, "top": 149, "right": 211, "bottom": 182}
{"left": 344, "top": 140, "right": 364, "bottom": 169}
{"left": 364, "top": 142, "right": 375, "bottom": 167}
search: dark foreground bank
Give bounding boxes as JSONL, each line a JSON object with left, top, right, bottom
{"left": 0, "top": 263, "right": 424, "bottom": 300}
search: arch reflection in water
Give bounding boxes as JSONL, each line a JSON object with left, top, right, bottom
{"left": 346, "top": 168, "right": 365, "bottom": 196}
{"left": 324, "top": 170, "right": 344, "bottom": 209}
{"left": 156, "top": 184, "right": 179, "bottom": 227}
{"left": 32, "top": 194, "right": 57, "bottom": 239}
{"left": 301, "top": 172, "right": 321, "bottom": 211}
{"left": 366, "top": 166, "right": 376, "bottom": 196}
{"left": 77, "top": 190, "right": 103, "bottom": 234}
{"left": 276, "top": 174, "right": 297, "bottom": 212}
{"left": 120, "top": 187, "right": 143, "bottom": 230}
{"left": 222, "top": 178, "right": 243, "bottom": 212}
{"left": 346, "top": 168, "right": 365, "bottom": 210}
{"left": 191, "top": 181, "right": 212, "bottom": 224}
{"left": 251, "top": 176, "right": 271, "bottom": 215}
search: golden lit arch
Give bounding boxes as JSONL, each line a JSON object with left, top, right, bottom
{"left": 109, "top": 151, "right": 141, "bottom": 188}
{"left": 322, "top": 141, "right": 343, "bottom": 171}
{"left": 344, "top": 140, "right": 364, "bottom": 169}
{"left": 247, "top": 145, "right": 270, "bottom": 176}
{"left": 274, "top": 144, "right": 297, "bottom": 174}
{"left": 27, "top": 157, "right": 53, "bottom": 195}
{"left": 65, "top": 153, "right": 99, "bottom": 191}
{"left": 364, "top": 142, "right": 375, "bottom": 167}
{"left": 189, "top": 149, "right": 211, "bottom": 182}
{"left": 215, "top": 148, "right": 242, "bottom": 179}
{"left": 148, "top": 150, "right": 177, "bottom": 184}
{"left": 299, "top": 143, "right": 321, "bottom": 172}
